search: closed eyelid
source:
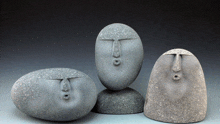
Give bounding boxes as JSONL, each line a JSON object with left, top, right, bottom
{"left": 100, "top": 38, "right": 135, "bottom": 41}
{"left": 49, "top": 77, "right": 79, "bottom": 81}
{"left": 99, "top": 39, "right": 114, "bottom": 41}
{"left": 68, "top": 77, "right": 80, "bottom": 81}
{"left": 172, "top": 54, "right": 182, "bottom": 57}
{"left": 166, "top": 54, "right": 189, "bottom": 56}
{"left": 118, "top": 38, "right": 135, "bottom": 41}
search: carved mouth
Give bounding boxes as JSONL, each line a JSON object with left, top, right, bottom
{"left": 113, "top": 59, "right": 121, "bottom": 66}
{"left": 63, "top": 94, "right": 70, "bottom": 100}
{"left": 173, "top": 74, "right": 181, "bottom": 81}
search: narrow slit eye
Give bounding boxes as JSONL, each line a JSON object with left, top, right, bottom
{"left": 118, "top": 38, "right": 134, "bottom": 41}
{"left": 67, "top": 77, "right": 79, "bottom": 81}
{"left": 171, "top": 54, "right": 176, "bottom": 58}
{"left": 58, "top": 79, "right": 63, "bottom": 83}
{"left": 67, "top": 78, "right": 71, "bottom": 82}
{"left": 50, "top": 77, "right": 79, "bottom": 82}
{"left": 100, "top": 39, "right": 114, "bottom": 41}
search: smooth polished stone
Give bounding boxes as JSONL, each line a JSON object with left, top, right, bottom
{"left": 11, "top": 68, "right": 97, "bottom": 121}
{"left": 95, "top": 23, "right": 144, "bottom": 90}
{"left": 144, "top": 48, "right": 207, "bottom": 123}
{"left": 93, "top": 87, "right": 144, "bottom": 114}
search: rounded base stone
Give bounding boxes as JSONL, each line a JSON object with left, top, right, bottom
{"left": 92, "top": 87, "right": 144, "bottom": 114}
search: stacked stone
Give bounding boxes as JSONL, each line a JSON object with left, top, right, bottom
{"left": 93, "top": 23, "right": 145, "bottom": 114}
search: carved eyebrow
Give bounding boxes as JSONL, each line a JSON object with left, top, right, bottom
{"left": 163, "top": 53, "right": 192, "bottom": 56}
{"left": 100, "top": 38, "right": 135, "bottom": 41}
{"left": 49, "top": 77, "right": 79, "bottom": 81}
{"left": 118, "top": 38, "right": 135, "bottom": 41}
{"left": 99, "top": 39, "right": 114, "bottom": 41}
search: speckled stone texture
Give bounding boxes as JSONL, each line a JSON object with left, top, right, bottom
{"left": 144, "top": 48, "right": 207, "bottom": 123}
{"left": 93, "top": 87, "right": 144, "bottom": 114}
{"left": 11, "top": 68, "right": 97, "bottom": 121}
{"left": 95, "top": 23, "right": 144, "bottom": 90}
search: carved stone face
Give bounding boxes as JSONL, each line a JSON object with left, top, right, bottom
{"left": 11, "top": 68, "right": 97, "bottom": 121}
{"left": 95, "top": 23, "right": 144, "bottom": 90}
{"left": 144, "top": 48, "right": 207, "bottom": 123}
{"left": 161, "top": 49, "right": 194, "bottom": 101}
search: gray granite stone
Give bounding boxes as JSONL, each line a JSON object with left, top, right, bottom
{"left": 93, "top": 87, "right": 144, "bottom": 114}
{"left": 95, "top": 23, "right": 144, "bottom": 90}
{"left": 144, "top": 48, "right": 207, "bottom": 123}
{"left": 11, "top": 68, "right": 97, "bottom": 121}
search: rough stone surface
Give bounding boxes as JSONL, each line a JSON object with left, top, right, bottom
{"left": 144, "top": 48, "right": 207, "bottom": 123}
{"left": 95, "top": 23, "right": 144, "bottom": 90}
{"left": 93, "top": 87, "right": 144, "bottom": 114}
{"left": 11, "top": 68, "right": 97, "bottom": 121}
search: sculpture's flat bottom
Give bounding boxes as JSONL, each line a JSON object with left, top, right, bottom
{"left": 92, "top": 87, "right": 144, "bottom": 114}
{"left": 144, "top": 113, "right": 205, "bottom": 123}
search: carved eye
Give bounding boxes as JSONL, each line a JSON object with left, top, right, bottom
{"left": 118, "top": 38, "right": 134, "bottom": 41}
{"left": 171, "top": 54, "right": 176, "bottom": 58}
{"left": 100, "top": 39, "right": 114, "bottom": 41}
{"left": 171, "top": 54, "right": 183, "bottom": 57}
{"left": 67, "top": 77, "right": 79, "bottom": 81}
{"left": 50, "top": 77, "right": 78, "bottom": 83}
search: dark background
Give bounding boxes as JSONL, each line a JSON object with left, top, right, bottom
{"left": 1, "top": 0, "right": 220, "bottom": 123}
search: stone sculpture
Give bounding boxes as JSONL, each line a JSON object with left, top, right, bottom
{"left": 11, "top": 68, "right": 97, "bottom": 121}
{"left": 94, "top": 23, "right": 145, "bottom": 114}
{"left": 144, "top": 48, "right": 207, "bottom": 123}
{"left": 93, "top": 87, "right": 144, "bottom": 114}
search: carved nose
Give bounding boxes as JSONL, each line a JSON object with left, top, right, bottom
{"left": 61, "top": 78, "right": 71, "bottom": 92}
{"left": 112, "top": 40, "right": 120, "bottom": 58}
{"left": 172, "top": 54, "right": 181, "bottom": 72}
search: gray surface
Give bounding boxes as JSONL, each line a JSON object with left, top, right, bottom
{"left": 144, "top": 49, "right": 207, "bottom": 123}
{"left": 1, "top": 0, "right": 220, "bottom": 123}
{"left": 11, "top": 68, "right": 97, "bottom": 121}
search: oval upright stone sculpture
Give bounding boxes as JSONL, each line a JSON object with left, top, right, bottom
{"left": 95, "top": 23, "right": 144, "bottom": 90}
{"left": 144, "top": 48, "right": 207, "bottom": 123}
{"left": 93, "top": 23, "right": 145, "bottom": 114}
{"left": 11, "top": 68, "right": 97, "bottom": 121}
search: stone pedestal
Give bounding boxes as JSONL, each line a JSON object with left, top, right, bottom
{"left": 93, "top": 87, "right": 144, "bottom": 114}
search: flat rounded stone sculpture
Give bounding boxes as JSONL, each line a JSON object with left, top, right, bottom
{"left": 93, "top": 87, "right": 144, "bottom": 114}
{"left": 95, "top": 23, "right": 144, "bottom": 90}
{"left": 11, "top": 68, "right": 97, "bottom": 121}
{"left": 144, "top": 48, "right": 207, "bottom": 123}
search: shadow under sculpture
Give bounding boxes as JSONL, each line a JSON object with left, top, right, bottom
{"left": 11, "top": 68, "right": 97, "bottom": 121}
{"left": 144, "top": 48, "right": 207, "bottom": 123}
{"left": 93, "top": 23, "right": 145, "bottom": 114}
